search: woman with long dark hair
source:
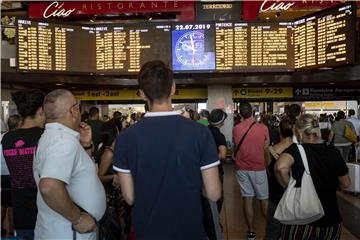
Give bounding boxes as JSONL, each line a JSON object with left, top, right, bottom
{"left": 95, "top": 121, "right": 119, "bottom": 191}
{"left": 264, "top": 117, "right": 294, "bottom": 240}
{"left": 1, "top": 89, "right": 45, "bottom": 240}
{"left": 94, "top": 121, "right": 128, "bottom": 238}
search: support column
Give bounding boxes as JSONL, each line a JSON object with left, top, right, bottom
{"left": 267, "top": 101, "right": 273, "bottom": 113}
{"left": 347, "top": 100, "right": 358, "bottom": 117}
{"left": 207, "top": 85, "right": 234, "bottom": 145}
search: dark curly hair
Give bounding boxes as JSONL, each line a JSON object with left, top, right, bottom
{"left": 94, "top": 121, "right": 118, "bottom": 164}
{"left": 11, "top": 89, "right": 45, "bottom": 118}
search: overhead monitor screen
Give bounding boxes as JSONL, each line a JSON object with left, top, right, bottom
{"left": 171, "top": 23, "right": 215, "bottom": 71}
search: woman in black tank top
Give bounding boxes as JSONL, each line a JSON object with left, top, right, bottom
{"left": 94, "top": 121, "right": 119, "bottom": 193}
{"left": 265, "top": 117, "right": 294, "bottom": 240}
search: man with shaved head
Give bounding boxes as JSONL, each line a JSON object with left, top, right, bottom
{"left": 33, "top": 89, "right": 106, "bottom": 240}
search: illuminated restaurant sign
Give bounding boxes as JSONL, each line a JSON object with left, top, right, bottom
{"left": 43, "top": 2, "right": 76, "bottom": 18}
{"left": 259, "top": 0, "right": 351, "bottom": 13}
{"left": 244, "top": 0, "right": 359, "bottom": 20}
{"left": 260, "top": 0, "right": 295, "bottom": 12}
{"left": 28, "top": 1, "right": 195, "bottom": 21}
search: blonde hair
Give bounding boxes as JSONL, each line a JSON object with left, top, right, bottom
{"left": 295, "top": 114, "right": 321, "bottom": 139}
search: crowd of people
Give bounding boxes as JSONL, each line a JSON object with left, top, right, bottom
{"left": 1, "top": 60, "right": 358, "bottom": 240}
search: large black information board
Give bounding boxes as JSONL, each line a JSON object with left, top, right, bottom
{"left": 215, "top": 21, "right": 294, "bottom": 72}
{"left": 17, "top": 20, "right": 171, "bottom": 74}
{"left": 16, "top": 3, "right": 356, "bottom": 75}
{"left": 17, "top": 20, "right": 95, "bottom": 73}
{"left": 293, "top": 4, "right": 355, "bottom": 69}
{"left": 94, "top": 23, "right": 171, "bottom": 73}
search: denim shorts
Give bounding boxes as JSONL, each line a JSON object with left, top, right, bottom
{"left": 235, "top": 170, "right": 269, "bottom": 200}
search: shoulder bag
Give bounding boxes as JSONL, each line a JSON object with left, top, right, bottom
{"left": 274, "top": 144, "right": 324, "bottom": 225}
{"left": 344, "top": 124, "right": 357, "bottom": 144}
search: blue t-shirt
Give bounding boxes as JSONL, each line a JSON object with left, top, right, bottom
{"left": 113, "top": 112, "right": 219, "bottom": 240}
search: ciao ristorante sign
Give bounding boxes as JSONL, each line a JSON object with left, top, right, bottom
{"left": 259, "top": 0, "right": 350, "bottom": 13}
{"left": 28, "top": 1, "right": 195, "bottom": 20}
{"left": 243, "top": 0, "right": 359, "bottom": 20}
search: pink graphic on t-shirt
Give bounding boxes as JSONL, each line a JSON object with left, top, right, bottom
{"left": 15, "top": 140, "right": 25, "bottom": 148}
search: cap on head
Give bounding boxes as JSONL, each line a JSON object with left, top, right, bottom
{"left": 209, "top": 109, "right": 227, "bottom": 126}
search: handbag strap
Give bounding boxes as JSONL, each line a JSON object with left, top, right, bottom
{"left": 296, "top": 144, "right": 310, "bottom": 174}
{"left": 234, "top": 121, "right": 256, "bottom": 156}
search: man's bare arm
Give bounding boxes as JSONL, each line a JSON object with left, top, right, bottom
{"left": 202, "top": 167, "right": 221, "bottom": 202}
{"left": 118, "top": 172, "right": 134, "bottom": 205}
{"left": 39, "top": 178, "right": 96, "bottom": 233}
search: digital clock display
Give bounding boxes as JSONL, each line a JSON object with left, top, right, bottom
{"left": 172, "top": 23, "right": 215, "bottom": 71}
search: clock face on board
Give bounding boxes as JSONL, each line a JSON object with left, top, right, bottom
{"left": 175, "top": 31, "right": 209, "bottom": 66}
{"left": 172, "top": 30, "right": 215, "bottom": 71}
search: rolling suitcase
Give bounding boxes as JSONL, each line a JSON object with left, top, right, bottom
{"left": 346, "top": 162, "right": 360, "bottom": 194}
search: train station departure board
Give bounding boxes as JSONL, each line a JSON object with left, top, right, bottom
{"left": 293, "top": 3, "right": 355, "bottom": 69}
{"left": 16, "top": 3, "right": 356, "bottom": 75}
{"left": 17, "top": 19, "right": 95, "bottom": 73}
{"left": 215, "top": 22, "right": 294, "bottom": 72}
{"left": 17, "top": 20, "right": 171, "bottom": 74}
{"left": 95, "top": 23, "right": 171, "bottom": 73}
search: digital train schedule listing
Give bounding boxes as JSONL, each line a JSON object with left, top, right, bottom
{"left": 293, "top": 3, "right": 355, "bottom": 69}
{"left": 16, "top": 3, "right": 355, "bottom": 75}
{"left": 215, "top": 21, "right": 293, "bottom": 72}
{"left": 172, "top": 23, "right": 215, "bottom": 71}
{"left": 94, "top": 23, "right": 171, "bottom": 74}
